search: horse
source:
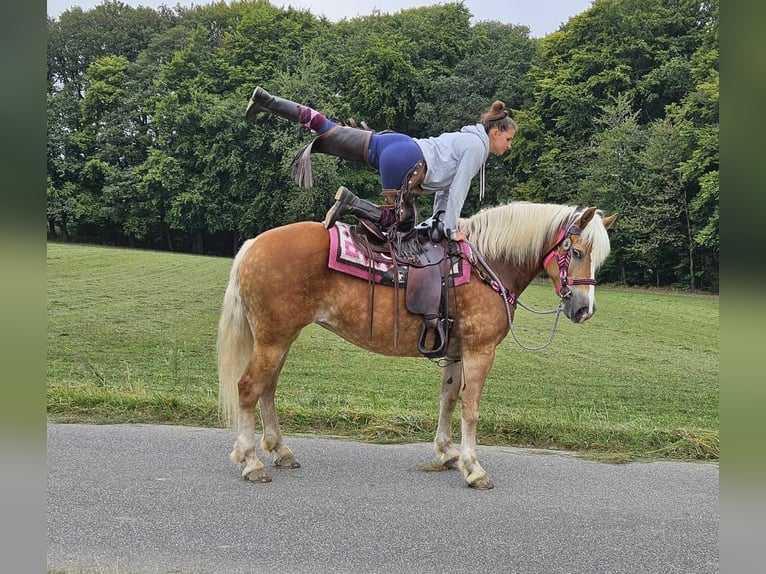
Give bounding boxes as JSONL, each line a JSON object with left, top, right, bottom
{"left": 217, "top": 201, "right": 617, "bottom": 489}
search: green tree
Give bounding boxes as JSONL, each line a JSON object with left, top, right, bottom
{"left": 580, "top": 94, "right": 651, "bottom": 285}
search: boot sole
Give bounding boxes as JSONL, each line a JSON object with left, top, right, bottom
{"left": 322, "top": 202, "right": 340, "bottom": 228}
{"left": 323, "top": 187, "right": 349, "bottom": 228}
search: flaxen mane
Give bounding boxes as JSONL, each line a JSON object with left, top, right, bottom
{"left": 459, "top": 202, "right": 612, "bottom": 268}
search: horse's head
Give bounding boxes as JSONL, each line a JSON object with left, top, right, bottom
{"left": 542, "top": 207, "right": 618, "bottom": 323}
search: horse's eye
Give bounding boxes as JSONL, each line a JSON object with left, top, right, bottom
{"left": 573, "top": 248, "right": 583, "bottom": 259}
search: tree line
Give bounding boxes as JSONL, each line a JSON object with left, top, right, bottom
{"left": 47, "top": 0, "right": 718, "bottom": 291}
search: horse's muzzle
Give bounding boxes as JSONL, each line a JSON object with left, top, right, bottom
{"left": 565, "top": 293, "right": 595, "bottom": 323}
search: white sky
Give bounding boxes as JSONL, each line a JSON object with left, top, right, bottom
{"left": 47, "top": 0, "right": 593, "bottom": 38}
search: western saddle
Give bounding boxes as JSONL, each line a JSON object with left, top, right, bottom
{"left": 344, "top": 161, "right": 459, "bottom": 358}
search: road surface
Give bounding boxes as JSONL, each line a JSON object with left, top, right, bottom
{"left": 47, "top": 422, "right": 718, "bottom": 573}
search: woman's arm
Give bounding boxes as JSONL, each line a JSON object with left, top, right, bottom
{"left": 432, "top": 144, "right": 486, "bottom": 236}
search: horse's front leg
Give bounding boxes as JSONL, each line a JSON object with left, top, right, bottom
{"left": 458, "top": 351, "right": 495, "bottom": 489}
{"left": 434, "top": 360, "right": 462, "bottom": 467}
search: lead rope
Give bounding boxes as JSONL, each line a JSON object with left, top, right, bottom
{"left": 510, "top": 299, "right": 565, "bottom": 351}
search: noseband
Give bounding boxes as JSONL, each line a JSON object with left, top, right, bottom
{"left": 542, "top": 222, "right": 598, "bottom": 299}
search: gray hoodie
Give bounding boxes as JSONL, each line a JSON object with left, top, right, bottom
{"left": 414, "top": 123, "right": 489, "bottom": 235}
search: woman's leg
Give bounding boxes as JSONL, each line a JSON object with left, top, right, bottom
{"left": 245, "top": 86, "right": 335, "bottom": 134}
{"left": 323, "top": 135, "right": 425, "bottom": 230}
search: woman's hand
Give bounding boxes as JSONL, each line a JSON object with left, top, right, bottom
{"left": 450, "top": 230, "right": 466, "bottom": 242}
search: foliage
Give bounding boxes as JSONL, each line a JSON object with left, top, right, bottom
{"left": 46, "top": 0, "right": 718, "bottom": 291}
{"left": 515, "top": 0, "right": 718, "bottom": 289}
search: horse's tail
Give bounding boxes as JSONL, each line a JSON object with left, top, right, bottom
{"left": 217, "top": 238, "right": 256, "bottom": 429}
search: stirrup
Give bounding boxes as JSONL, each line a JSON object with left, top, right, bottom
{"left": 418, "top": 317, "right": 450, "bottom": 358}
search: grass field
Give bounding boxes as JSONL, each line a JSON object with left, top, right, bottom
{"left": 46, "top": 242, "right": 719, "bottom": 461}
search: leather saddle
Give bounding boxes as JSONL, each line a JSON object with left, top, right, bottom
{"left": 348, "top": 214, "right": 456, "bottom": 359}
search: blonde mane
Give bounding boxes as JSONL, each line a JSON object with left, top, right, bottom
{"left": 459, "top": 201, "right": 612, "bottom": 268}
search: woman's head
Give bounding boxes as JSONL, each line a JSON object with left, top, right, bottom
{"left": 481, "top": 100, "right": 517, "bottom": 155}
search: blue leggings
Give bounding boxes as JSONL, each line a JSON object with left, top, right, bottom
{"left": 367, "top": 132, "right": 425, "bottom": 190}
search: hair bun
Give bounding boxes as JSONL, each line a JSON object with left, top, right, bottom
{"left": 480, "top": 99, "right": 516, "bottom": 130}
{"left": 491, "top": 100, "right": 507, "bottom": 119}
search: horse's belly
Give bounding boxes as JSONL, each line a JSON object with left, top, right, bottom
{"left": 314, "top": 314, "right": 426, "bottom": 358}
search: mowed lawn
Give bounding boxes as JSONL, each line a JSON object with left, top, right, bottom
{"left": 47, "top": 242, "right": 718, "bottom": 461}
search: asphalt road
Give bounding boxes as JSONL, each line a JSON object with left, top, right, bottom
{"left": 47, "top": 422, "right": 718, "bottom": 573}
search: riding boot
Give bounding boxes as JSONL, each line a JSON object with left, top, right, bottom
{"left": 246, "top": 86, "right": 301, "bottom": 122}
{"left": 323, "top": 187, "right": 384, "bottom": 230}
{"left": 292, "top": 127, "right": 372, "bottom": 188}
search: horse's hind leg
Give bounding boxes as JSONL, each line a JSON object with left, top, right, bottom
{"left": 258, "top": 352, "right": 300, "bottom": 469}
{"left": 230, "top": 342, "right": 293, "bottom": 482}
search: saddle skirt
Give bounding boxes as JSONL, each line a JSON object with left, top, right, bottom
{"left": 328, "top": 222, "right": 472, "bottom": 287}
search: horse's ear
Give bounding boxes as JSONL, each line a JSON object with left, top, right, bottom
{"left": 577, "top": 207, "right": 597, "bottom": 229}
{"left": 602, "top": 213, "right": 619, "bottom": 229}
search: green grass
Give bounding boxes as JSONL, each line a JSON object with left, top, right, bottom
{"left": 47, "top": 242, "right": 719, "bottom": 461}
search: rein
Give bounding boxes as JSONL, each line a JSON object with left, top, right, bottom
{"left": 511, "top": 299, "right": 565, "bottom": 351}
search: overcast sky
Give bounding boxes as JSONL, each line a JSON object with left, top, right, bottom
{"left": 47, "top": 0, "right": 593, "bottom": 38}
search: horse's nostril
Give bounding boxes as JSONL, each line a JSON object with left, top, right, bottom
{"left": 577, "top": 306, "right": 591, "bottom": 321}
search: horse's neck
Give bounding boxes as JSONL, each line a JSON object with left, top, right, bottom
{"left": 486, "top": 256, "right": 540, "bottom": 297}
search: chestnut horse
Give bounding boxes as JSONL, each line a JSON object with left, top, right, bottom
{"left": 217, "top": 201, "right": 616, "bottom": 489}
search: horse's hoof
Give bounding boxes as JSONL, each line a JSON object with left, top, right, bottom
{"left": 417, "top": 459, "right": 450, "bottom": 472}
{"left": 243, "top": 466, "right": 272, "bottom": 483}
{"left": 468, "top": 475, "right": 495, "bottom": 490}
{"left": 274, "top": 456, "right": 300, "bottom": 469}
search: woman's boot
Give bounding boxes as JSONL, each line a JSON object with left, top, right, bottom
{"left": 245, "top": 86, "right": 372, "bottom": 189}
{"left": 245, "top": 87, "right": 329, "bottom": 132}
{"left": 323, "top": 187, "right": 382, "bottom": 228}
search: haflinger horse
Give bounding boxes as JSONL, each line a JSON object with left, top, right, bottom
{"left": 217, "top": 201, "right": 617, "bottom": 489}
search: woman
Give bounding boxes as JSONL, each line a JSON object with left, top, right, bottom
{"left": 245, "top": 86, "right": 516, "bottom": 241}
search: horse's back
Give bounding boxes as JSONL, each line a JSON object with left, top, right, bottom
{"left": 245, "top": 221, "right": 330, "bottom": 277}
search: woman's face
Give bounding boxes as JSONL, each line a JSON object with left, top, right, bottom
{"left": 489, "top": 126, "right": 516, "bottom": 155}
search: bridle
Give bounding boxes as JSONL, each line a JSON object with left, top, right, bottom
{"left": 541, "top": 220, "right": 598, "bottom": 300}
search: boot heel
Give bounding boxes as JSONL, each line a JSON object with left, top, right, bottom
{"left": 323, "top": 201, "right": 341, "bottom": 228}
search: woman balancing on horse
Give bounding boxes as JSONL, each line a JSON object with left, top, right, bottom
{"left": 244, "top": 86, "right": 517, "bottom": 241}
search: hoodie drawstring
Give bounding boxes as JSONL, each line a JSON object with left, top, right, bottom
{"left": 479, "top": 162, "right": 486, "bottom": 203}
